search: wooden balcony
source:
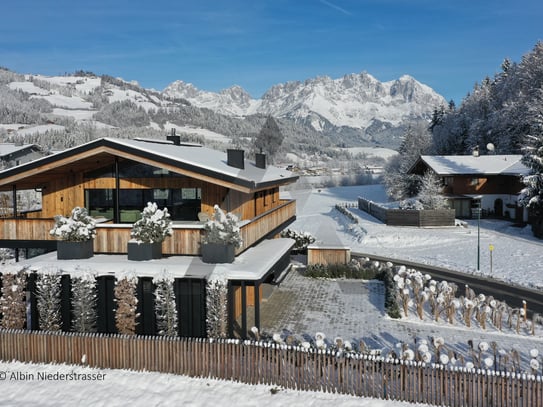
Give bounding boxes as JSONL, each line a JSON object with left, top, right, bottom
{"left": 0, "top": 199, "right": 296, "bottom": 256}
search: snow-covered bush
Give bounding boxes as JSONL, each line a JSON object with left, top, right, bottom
{"left": 0, "top": 269, "right": 27, "bottom": 329}
{"left": 114, "top": 272, "right": 139, "bottom": 335}
{"left": 130, "top": 202, "right": 173, "bottom": 244}
{"left": 36, "top": 268, "right": 62, "bottom": 331}
{"left": 399, "top": 198, "right": 424, "bottom": 210}
{"left": 206, "top": 277, "right": 228, "bottom": 338}
{"left": 418, "top": 171, "right": 449, "bottom": 210}
{"left": 153, "top": 271, "right": 178, "bottom": 337}
{"left": 71, "top": 273, "right": 97, "bottom": 333}
{"left": 203, "top": 205, "right": 242, "bottom": 248}
{"left": 280, "top": 228, "right": 316, "bottom": 252}
{"left": 50, "top": 207, "right": 96, "bottom": 242}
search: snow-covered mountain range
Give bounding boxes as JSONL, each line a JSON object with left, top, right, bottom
{"left": 1, "top": 67, "right": 445, "bottom": 152}
{"left": 163, "top": 72, "right": 446, "bottom": 131}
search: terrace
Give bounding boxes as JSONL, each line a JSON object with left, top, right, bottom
{"left": 0, "top": 199, "right": 296, "bottom": 256}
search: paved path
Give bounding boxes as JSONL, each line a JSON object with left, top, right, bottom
{"left": 259, "top": 266, "right": 543, "bottom": 371}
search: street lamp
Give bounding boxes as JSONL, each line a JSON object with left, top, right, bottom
{"left": 474, "top": 196, "right": 483, "bottom": 271}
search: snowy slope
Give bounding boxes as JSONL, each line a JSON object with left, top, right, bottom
{"left": 163, "top": 72, "right": 446, "bottom": 130}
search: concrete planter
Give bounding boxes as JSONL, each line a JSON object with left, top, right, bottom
{"left": 201, "top": 243, "right": 235, "bottom": 264}
{"left": 57, "top": 239, "right": 94, "bottom": 260}
{"left": 127, "top": 241, "right": 162, "bottom": 261}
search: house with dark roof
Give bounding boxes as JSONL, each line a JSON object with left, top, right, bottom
{"left": 0, "top": 143, "right": 44, "bottom": 168}
{"left": 0, "top": 136, "right": 299, "bottom": 338}
{"left": 409, "top": 154, "right": 530, "bottom": 221}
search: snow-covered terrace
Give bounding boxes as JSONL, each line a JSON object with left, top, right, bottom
{"left": 17, "top": 238, "right": 295, "bottom": 283}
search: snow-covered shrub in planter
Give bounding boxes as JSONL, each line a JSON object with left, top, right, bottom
{"left": 36, "top": 267, "right": 62, "bottom": 331}
{"left": 71, "top": 273, "right": 97, "bottom": 333}
{"left": 50, "top": 207, "right": 96, "bottom": 259}
{"left": 114, "top": 272, "right": 139, "bottom": 335}
{"left": 128, "top": 202, "right": 173, "bottom": 260}
{"left": 0, "top": 268, "right": 27, "bottom": 329}
{"left": 202, "top": 205, "right": 242, "bottom": 263}
{"left": 50, "top": 207, "right": 96, "bottom": 242}
{"left": 153, "top": 271, "right": 178, "bottom": 336}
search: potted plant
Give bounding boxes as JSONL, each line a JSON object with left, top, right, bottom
{"left": 202, "top": 205, "right": 243, "bottom": 263}
{"left": 50, "top": 207, "right": 96, "bottom": 260}
{"left": 128, "top": 202, "right": 172, "bottom": 261}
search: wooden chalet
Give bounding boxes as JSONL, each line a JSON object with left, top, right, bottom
{"left": 409, "top": 154, "right": 530, "bottom": 221}
{"left": 0, "top": 136, "right": 298, "bottom": 254}
{"left": 0, "top": 136, "right": 299, "bottom": 339}
{"left": 0, "top": 142, "right": 44, "bottom": 168}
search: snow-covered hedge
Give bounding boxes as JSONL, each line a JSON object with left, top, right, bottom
{"left": 153, "top": 271, "right": 178, "bottom": 337}
{"left": 280, "top": 228, "right": 315, "bottom": 252}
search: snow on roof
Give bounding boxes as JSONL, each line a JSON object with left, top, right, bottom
{"left": 0, "top": 143, "right": 39, "bottom": 157}
{"left": 419, "top": 154, "right": 530, "bottom": 176}
{"left": 0, "top": 137, "right": 298, "bottom": 190}
{"left": 19, "top": 238, "right": 295, "bottom": 282}
{"left": 109, "top": 137, "right": 297, "bottom": 187}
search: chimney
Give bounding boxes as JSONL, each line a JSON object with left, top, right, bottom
{"left": 227, "top": 149, "right": 245, "bottom": 169}
{"left": 255, "top": 152, "right": 267, "bottom": 169}
{"left": 167, "top": 128, "right": 181, "bottom": 145}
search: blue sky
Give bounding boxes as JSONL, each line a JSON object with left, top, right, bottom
{"left": 1, "top": 0, "right": 542, "bottom": 104}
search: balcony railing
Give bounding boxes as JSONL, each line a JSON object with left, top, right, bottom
{"left": 0, "top": 199, "right": 296, "bottom": 256}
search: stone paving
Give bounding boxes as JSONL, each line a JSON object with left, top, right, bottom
{"left": 258, "top": 265, "right": 543, "bottom": 370}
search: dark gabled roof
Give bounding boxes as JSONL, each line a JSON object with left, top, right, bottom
{"left": 0, "top": 143, "right": 41, "bottom": 158}
{"left": 0, "top": 137, "right": 298, "bottom": 192}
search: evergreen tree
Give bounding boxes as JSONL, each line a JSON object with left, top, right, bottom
{"left": 418, "top": 171, "right": 449, "bottom": 209}
{"left": 254, "top": 116, "right": 284, "bottom": 162}
{"left": 384, "top": 123, "right": 432, "bottom": 200}
{"left": 519, "top": 91, "right": 543, "bottom": 238}
{"left": 36, "top": 268, "right": 62, "bottom": 331}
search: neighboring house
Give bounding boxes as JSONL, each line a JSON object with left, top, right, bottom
{"left": 0, "top": 143, "right": 45, "bottom": 217}
{"left": 0, "top": 143, "right": 44, "bottom": 168}
{"left": 0, "top": 136, "right": 299, "bottom": 338}
{"left": 409, "top": 154, "right": 530, "bottom": 221}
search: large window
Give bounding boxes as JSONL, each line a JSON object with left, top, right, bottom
{"left": 85, "top": 188, "right": 201, "bottom": 223}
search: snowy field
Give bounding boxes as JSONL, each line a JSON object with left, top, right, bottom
{"left": 285, "top": 184, "right": 543, "bottom": 289}
{"left": 2, "top": 183, "right": 542, "bottom": 406}
{"left": 0, "top": 360, "right": 425, "bottom": 407}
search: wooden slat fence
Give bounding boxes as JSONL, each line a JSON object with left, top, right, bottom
{"left": 0, "top": 329, "right": 541, "bottom": 407}
{"left": 307, "top": 246, "right": 351, "bottom": 265}
{"left": 358, "top": 197, "right": 455, "bottom": 227}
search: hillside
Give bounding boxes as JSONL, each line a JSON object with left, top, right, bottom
{"left": 0, "top": 68, "right": 444, "bottom": 159}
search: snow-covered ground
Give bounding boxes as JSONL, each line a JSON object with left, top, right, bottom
{"left": 285, "top": 184, "right": 543, "bottom": 289}
{"left": 0, "top": 360, "right": 425, "bottom": 407}
{"left": 2, "top": 182, "right": 542, "bottom": 406}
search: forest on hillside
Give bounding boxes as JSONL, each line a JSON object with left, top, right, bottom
{"left": 430, "top": 41, "right": 543, "bottom": 156}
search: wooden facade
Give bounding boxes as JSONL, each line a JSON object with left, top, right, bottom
{"left": 307, "top": 246, "right": 352, "bottom": 265}
{"left": 409, "top": 155, "right": 529, "bottom": 220}
{"left": 0, "top": 138, "right": 298, "bottom": 256}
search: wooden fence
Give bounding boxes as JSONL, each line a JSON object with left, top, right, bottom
{"left": 358, "top": 198, "right": 455, "bottom": 227}
{"left": 307, "top": 245, "right": 351, "bottom": 265}
{"left": 0, "top": 329, "right": 542, "bottom": 407}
